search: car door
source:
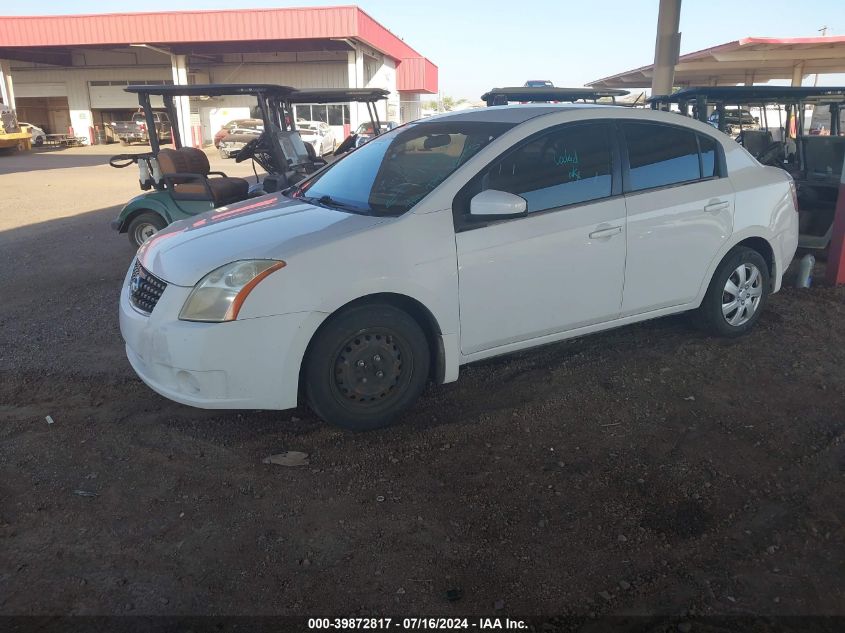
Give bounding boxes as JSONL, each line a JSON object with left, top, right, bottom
{"left": 454, "top": 121, "right": 627, "bottom": 355}
{"left": 619, "top": 122, "right": 734, "bottom": 316}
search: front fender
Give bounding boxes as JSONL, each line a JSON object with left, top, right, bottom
{"left": 113, "top": 192, "right": 176, "bottom": 233}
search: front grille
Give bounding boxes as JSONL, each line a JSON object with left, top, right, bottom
{"left": 129, "top": 260, "right": 167, "bottom": 314}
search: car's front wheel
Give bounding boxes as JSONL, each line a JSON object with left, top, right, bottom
{"left": 695, "top": 246, "right": 770, "bottom": 337}
{"left": 126, "top": 211, "right": 167, "bottom": 248}
{"left": 34, "top": 135, "right": 44, "bottom": 146}
{"left": 303, "top": 304, "right": 430, "bottom": 431}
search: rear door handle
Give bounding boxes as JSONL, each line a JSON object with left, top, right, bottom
{"left": 704, "top": 200, "right": 730, "bottom": 213}
{"left": 589, "top": 225, "right": 623, "bottom": 239}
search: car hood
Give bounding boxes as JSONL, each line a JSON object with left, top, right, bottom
{"left": 137, "top": 194, "right": 387, "bottom": 286}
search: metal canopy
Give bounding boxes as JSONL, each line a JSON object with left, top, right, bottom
{"left": 286, "top": 88, "right": 389, "bottom": 104}
{"left": 649, "top": 86, "right": 845, "bottom": 105}
{"left": 481, "top": 86, "right": 629, "bottom": 106}
{"left": 588, "top": 36, "right": 845, "bottom": 89}
{"left": 125, "top": 84, "right": 296, "bottom": 97}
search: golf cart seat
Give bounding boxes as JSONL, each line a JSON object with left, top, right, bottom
{"left": 739, "top": 130, "right": 773, "bottom": 158}
{"left": 157, "top": 147, "right": 249, "bottom": 205}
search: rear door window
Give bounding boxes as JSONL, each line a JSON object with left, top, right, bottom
{"left": 623, "top": 122, "right": 701, "bottom": 191}
{"left": 698, "top": 134, "right": 718, "bottom": 178}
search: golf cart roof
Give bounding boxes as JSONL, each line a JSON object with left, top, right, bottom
{"left": 649, "top": 86, "right": 845, "bottom": 105}
{"left": 286, "top": 88, "right": 390, "bottom": 104}
{"left": 125, "top": 83, "right": 297, "bottom": 97}
{"left": 482, "top": 86, "right": 629, "bottom": 105}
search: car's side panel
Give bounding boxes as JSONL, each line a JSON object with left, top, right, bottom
{"left": 456, "top": 196, "right": 627, "bottom": 354}
{"left": 622, "top": 177, "right": 735, "bottom": 315}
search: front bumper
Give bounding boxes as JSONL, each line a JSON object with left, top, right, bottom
{"left": 119, "top": 268, "right": 316, "bottom": 410}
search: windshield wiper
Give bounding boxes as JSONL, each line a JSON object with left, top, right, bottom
{"left": 311, "top": 195, "right": 368, "bottom": 215}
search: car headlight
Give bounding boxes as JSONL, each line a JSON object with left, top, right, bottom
{"left": 179, "top": 260, "right": 286, "bottom": 322}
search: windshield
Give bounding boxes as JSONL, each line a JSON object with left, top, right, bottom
{"left": 292, "top": 121, "right": 514, "bottom": 216}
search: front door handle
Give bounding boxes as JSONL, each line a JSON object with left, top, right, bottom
{"left": 589, "top": 225, "right": 623, "bottom": 239}
{"left": 704, "top": 200, "right": 730, "bottom": 213}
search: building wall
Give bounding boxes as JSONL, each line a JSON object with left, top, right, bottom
{"left": 6, "top": 46, "right": 410, "bottom": 143}
{"left": 11, "top": 65, "right": 171, "bottom": 141}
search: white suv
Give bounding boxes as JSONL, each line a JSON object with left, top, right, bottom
{"left": 120, "top": 105, "right": 799, "bottom": 430}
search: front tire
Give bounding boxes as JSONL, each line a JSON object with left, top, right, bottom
{"left": 304, "top": 304, "right": 430, "bottom": 431}
{"left": 34, "top": 136, "right": 44, "bottom": 146}
{"left": 695, "top": 246, "right": 770, "bottom": 337}
{"left": 126, "top": 211, "right": 167, "bottom": 248}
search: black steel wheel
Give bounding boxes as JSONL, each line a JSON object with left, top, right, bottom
{"left": 304, "top": 304, "right": 430, "bottom": 430}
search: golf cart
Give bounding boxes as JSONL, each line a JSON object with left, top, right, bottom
{"left": 481, "top": 86, "right": 630, "bottom": 106}
{"left": 281, "top": 88, "right": 390, "bottom": 157}
{"left": 649, "top": 86, "right": 845, "bottom": 252}
{"left": 109, "top": 83, "right": 312, "bottom": 247}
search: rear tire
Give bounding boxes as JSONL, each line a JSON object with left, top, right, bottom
{"left": 695, "top": 246, "right": 770, "bottom": 337}
{"left": 34, "top": 136, "right": 44, "bottom": 146}
{"left": 126, "top": 211, "right": 167, "bottom": 248}
{"left": 304, "top": 304, "right": 430, "bottom": 431}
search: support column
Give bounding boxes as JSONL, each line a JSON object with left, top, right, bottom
{"left": 791, "top": 62, "right": 805, "bottom": 87}
{"left": 0, "top": 59, "right": 15, "bottom": 110}
{"left": 347, "top": 48, "right": 364, "bottom": 130}
{"left": 651, "top": 0, "right": 682, "bottom": 104}
{"left": 170, "top": 54, "right": 194, "bottom": 147}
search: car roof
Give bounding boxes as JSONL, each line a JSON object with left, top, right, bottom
{"left": 416, "top": 103, "right": 612, "bottom": 124}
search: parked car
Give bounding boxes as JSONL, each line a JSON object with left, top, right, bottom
{"left": 524, "top": 80, "right": 554, "bottom": 88}
{"left": 707, "top": 108, "right": 759, "bottom": 135}
{"left": 213, "top": 118, "right": 264, "bottom": 148}
{"left": 120, "top": 105, "right": 798, "bottom": 431}
{"left": 333, "top": 121, "right": 398, "bottom": 155}
{"left": 111, "top": 112, "right": 172, "bottom": 145}
{"left": 20, "top": 122, "right": 46, "bottom": 146}
{"left": 217, "top": 127, "right": 262, "bottom": 158}
{"left": 297, "top": 120, "right": 336, "bottom": 156}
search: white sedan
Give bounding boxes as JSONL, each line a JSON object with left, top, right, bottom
{"left": 120, "top": 104, "right": 799, "bottom": 430}
{"left": 21, "top": 122, "right": 46, "bottom": 146}
{"left": 297, "top": 120, "right": 336, "bottom": 156}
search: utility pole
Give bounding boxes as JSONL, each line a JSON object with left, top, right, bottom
{"left": 814, "top": 25, "right": 829, "bottom": 86}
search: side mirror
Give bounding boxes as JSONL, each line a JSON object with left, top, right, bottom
{"left": 469, "top": 189, "right": 527, "bottom": 220}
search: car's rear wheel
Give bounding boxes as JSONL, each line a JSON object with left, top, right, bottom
{"left": 304, "top": 304, "right": 430, "bottom": 431}
{"left": 695, "top": 246, "right": 770, "bottom": 337}
{"left": 34, "top": 136, "right": 44, "bottom": 146}
{"left": 127, "top": 211, "right": 167, "bottom": 248}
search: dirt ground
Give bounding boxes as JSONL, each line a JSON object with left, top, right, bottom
{"left": 0, "top": 144, "right": 843, "bottom": 620}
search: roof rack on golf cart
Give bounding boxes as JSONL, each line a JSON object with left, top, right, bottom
{"left": 109, "top": 83, "right": 312, "bottom": 248}
{"left": 481, "top": 86, "right": 629, "bottom": 106}
{"left": 649, "top": 86, "right": 845, "bottom": 251}
{"left": 280, "top": 88, "right": 391, "bottom": 157}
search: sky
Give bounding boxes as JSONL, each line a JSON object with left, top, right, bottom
{"left": 6, "top": 0, "right": 844, "bottom": 100}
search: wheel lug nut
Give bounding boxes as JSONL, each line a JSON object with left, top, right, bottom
{"left": 376, "top": 370, "right": 384, "bottom": 378}
{"left": 373, "top": 354, "right": 381, "bottom": 362}
{"left": 356, "top": 360, "right": 365, "bottom": 368}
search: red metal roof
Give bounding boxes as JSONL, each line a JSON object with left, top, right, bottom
{"left": 588, "top": 35, "right": 845, "bottom": 89}
{"left": 0, "top": 5, "right": 437, "bottom": 93}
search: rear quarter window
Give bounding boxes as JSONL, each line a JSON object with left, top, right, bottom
{"left": 623, "top": 122, "right": 700, "bottom": 191}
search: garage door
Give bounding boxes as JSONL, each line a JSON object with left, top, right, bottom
{"left": 14, "top": 83, "right": 68, "bottom": 98}
{"left": 89, "top": 81, "right": 166, "bottom": 109}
